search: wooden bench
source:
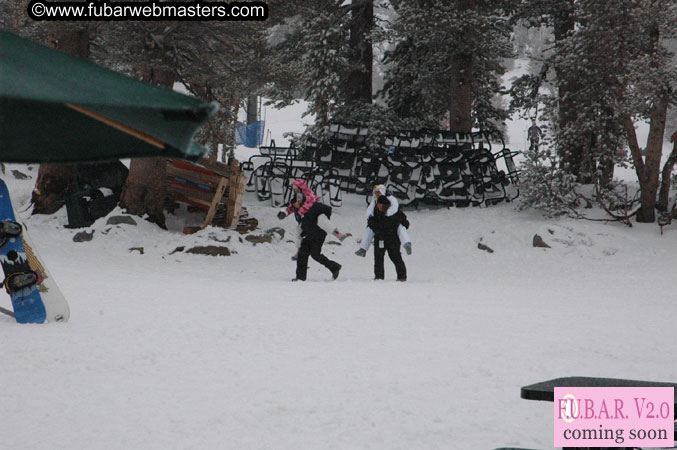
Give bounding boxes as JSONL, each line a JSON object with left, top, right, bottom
{"left": 166, "top": 158, "right": 247, "bottom": 232}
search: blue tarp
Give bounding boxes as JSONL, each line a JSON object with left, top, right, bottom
{"left": 235, "top": 120, "right": 265, "bottom": 147}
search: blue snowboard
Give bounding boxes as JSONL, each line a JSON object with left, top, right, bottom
{"left": 0, "top": 179, "right": 46, "bottom": 324}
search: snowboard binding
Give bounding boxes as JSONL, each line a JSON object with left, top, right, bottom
{"left": 0, "top": 220, "right": 22, "bottom": 247}
{"left": 3, "top": 271, "right": 38, "bottom": 294}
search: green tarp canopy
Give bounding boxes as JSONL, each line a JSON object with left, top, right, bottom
{"left": 0, "top": 31, "right": 217, "bottom": 163}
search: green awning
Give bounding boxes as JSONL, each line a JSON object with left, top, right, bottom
{"left": 0, "top": 31, "right": 217, "bottom": 163}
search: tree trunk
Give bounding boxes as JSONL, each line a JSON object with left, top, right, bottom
{"left": 657, "top": 139, "right": 677, "bottom": 211}
{"left": 449, "top": 52, "right": 474, "bottom": 133}
{"left": 345, "top": 0, "right": 373, "bottom": 105}
{"left": 32, "top": 165, "right": 79, "bottom": 215}
{"left": 224, "top": 92, "right": 239, "bottom": 163}
{"left": 118, "top": 68, "right": 175, "bottom": 228}
{"left": 597, "top": 107, "right": 620, "bottom": 189}
{"left": 598, "top": 153, "right": 615, "bottom": 189}
{"left": 636, "top": 93, "right": 669, "bottom": 222}
{"left": 624, "top": 97, "right": 669, "bottom": 223}
{"left": 553, "top": 5, "right": 586, "bottom": 179}
{"left": 193, "top": 86, "right": 237, "bottom": 162}
{"left": 634, "top": 18, "right": 669, "bottom": 223}
{"left": 32, "top": 27, "right": 90, "bottom": 215}
{"left": 120, "top": 157, "right": 169, "bottom": 227}
{"left": 246, "top": 95, "right": 258, "bottom": 125}
{"left": 448, "top": 0, "right": 474, "bottom": 134}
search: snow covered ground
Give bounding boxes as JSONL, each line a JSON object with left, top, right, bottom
{"left": 2, "top": 94, "right": 676, "bottom": 450}
{"left": 2, "top": 165, "right": 676, "bottom": 450}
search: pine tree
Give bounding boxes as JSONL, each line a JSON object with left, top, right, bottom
{"left": 515, "top": 0, "right": 677, "bottom": 222}
{"left": 617, "top": 0, "right": 677, "bottom": 222}
{"left": 265, "top": 1, "right": 377, "bottom": 130}
{"left": 381, "top": 0, "right": 513, "bottom": 132}
{"left": 548, "top": 0, "right": 636, "bottom": 186}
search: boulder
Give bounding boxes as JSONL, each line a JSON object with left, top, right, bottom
{"left": 533, "top": 234, "right": 551, "bottom": 248}
{"left": 11, "top": 170, "right": 29, "bottom": 180}
{"left": 73, "top": 230, "right": 94, "bottom": 242}
{"left": 477, "top": 243, "right": 494, "bottom": 253}
{"left": 106, "top": 216, "right": 137, "bottom": 226}
{"left": 245, "top": 234, "right": 273, "bottom": 244}
{"left": 265, "top": 227, "right": 286, "bottom": 240}
{"left": 186, "top": 246, "right": 231, "bottom": 256}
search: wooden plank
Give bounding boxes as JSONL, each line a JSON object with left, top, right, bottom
{"left": 167, "top": 159, "right": 235, "bottom": 185}
{"left": 171, "top": 159, "right": 216, "bottom": 176}
{"left": 167, "top": 166, "right": 222, "bottom": 190}
{"left": 183, "top": 226, "right": 202, "bottom": 235}
{"left": 170, "top": 176, "right": 213, "bottom": 193}
{"left": 226, "top": 171, "right": 247, "bottom": 228}
{"left": 170, "top": 194, "right": 212, "bottom": 210}
{"left": 200, "top": 158, "right": 236, "bottom": 178}
{"left": 166, "top": 183, "right": 216, "bottom": 204}
{"left": 201, "top": 177, "right": 228, "bottom": 229}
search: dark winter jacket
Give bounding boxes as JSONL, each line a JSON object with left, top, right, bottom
{"left": 368, "top": 208, "right": 409, "bottom": 246}
{"left": 294, "top": 202, "right": 333, "bottom": 241}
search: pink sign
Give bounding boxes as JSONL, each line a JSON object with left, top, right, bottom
{"left": 554, "top": 387, "right": 674, "bottom": 447}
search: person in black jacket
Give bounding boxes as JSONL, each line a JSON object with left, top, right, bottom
{"left": 288, "top": 197, "right": 342, "bottom": 282}
{"left": 368, "top": 195, "right": 408, "bottom": 281}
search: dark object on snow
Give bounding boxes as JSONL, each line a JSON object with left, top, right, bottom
{"left": 63, "top": 161, "right": 128, "bottom": 228}
{"left": 532, "top": 234, "right": 551, "bottom": 248}
{"left": 186, "top": 245, "right": 231, "bottom": 257}
{"left": 11, "top": 170, "right": 29, "bottom": 180}
{"left": 106, "top": 216, "right": 137, "bottom": 226}
{"left": 129, "top": 247, "right": 144, "bottom": 255}
{"left": 266, "top": 227, "right": 286, "bottom": 240}
{"left": 245, "top": 234, "right": 273, "bottom": 244}
{"left": 478, "top": 243, "right": 494, "bottom": 253}
{"left": 236, "top": 217, "right": 258, "bottom": 234}
{"left": 65, "top": 188, "right": 118, "bottom": 228}
{"left": 72, "top": 230, "right": 94, "bottom": 242}
{"left": 76, "top": 161, "right": 129, "bottom": 194}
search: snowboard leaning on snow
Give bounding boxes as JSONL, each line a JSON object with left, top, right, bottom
{"left": 0, "top": 179, "right": 69, "bottom": 323}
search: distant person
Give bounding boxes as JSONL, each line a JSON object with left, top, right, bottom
{"left": 280, "top": 193, "right": 342, "bottom": 282}
{"left": 355, "top": 185, "right": 411, "bottom": 257}
{"left": 278, "top": 179, "right": 348, "bottom": 260}
{"left": 527, "top": 120, "right": 543, "bottom": 151}
{"left": 368, "top": 195, "right": 409, "bottom": 282}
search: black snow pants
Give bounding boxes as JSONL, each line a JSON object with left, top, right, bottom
{"left": 373, "top": 238, "right": 406, "bottom": 280}
{"left": 296, "top": 236, "right": 341, "bottom": 280}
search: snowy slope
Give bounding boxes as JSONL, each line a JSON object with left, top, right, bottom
{"left": 1, "top": 79, "right": 676, "bottom": 450}
{"left": 1, "top": 156, "right": 676, "bottom": 450}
